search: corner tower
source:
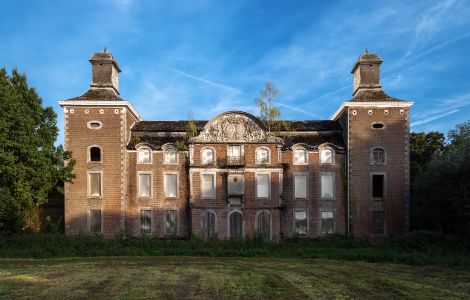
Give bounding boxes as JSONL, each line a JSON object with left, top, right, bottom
{"left": 332, "top": 50, "right": 413, "bottom": 238}
{"left": 59, "top": 49, "right": 141, "bottom": 237}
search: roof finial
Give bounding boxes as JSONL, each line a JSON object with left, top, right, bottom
{"left": 364, "top": 48, "right": 368, "bottom": 54}
{"left": 103, "top": 46, "right": 108, "bottom": 53}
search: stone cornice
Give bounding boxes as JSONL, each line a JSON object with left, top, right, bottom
{"left": 58, "top": 100, "right": 142, "bottom": 121}
{"left": 331, "top": 101, "right": 414, "bottom": 120}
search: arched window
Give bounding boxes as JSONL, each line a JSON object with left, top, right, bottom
{"left": 201, "top": 148, "right": 215, "bottom": 165}
{"left": 371, "top": 148, "right": 386, "bottom": 164}
{"left": 137, "top": 148, "right": 151, "bottom": 163}
{"left": 164, "top": 147, "right": 178, "bottom": 164}
{"left": 293, "top": 147, "right": 308, "bottom": 165}
{"left": 255, "top": 147, "right": 269, "bottom": 164}
{"left": 229, "top": 211, "right": 243, "bottom": 239}
{"left": 202, "top": 210, "right": 217, "bottom": 240}
{"left": 320, "top": 147, "right": 334, "bottom": 164}
{"left": 256, "top": 211, "right": 270, "bottom": 241}
{"left": 89, "top": 147, "right": 101, "bottom": 162}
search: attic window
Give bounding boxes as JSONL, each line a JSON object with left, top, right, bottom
{"left": 87, "top": 121, "right": 102, "bottom": 129}
{"left": 372, "top": 123, "right": 384, "bottom": 129}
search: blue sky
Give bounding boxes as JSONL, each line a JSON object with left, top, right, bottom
{"left": 1, "top": 0, "right": 470, "bottom": 144}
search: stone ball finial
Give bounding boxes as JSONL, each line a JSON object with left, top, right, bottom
{"left": 103, "top": 46, "right": 108, "bottom": 53}
{"left": 364, "top": 48, "right": 368, "bottom": 54}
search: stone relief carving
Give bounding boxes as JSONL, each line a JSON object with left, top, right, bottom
{"left": 193, "top": 113, "right": 281, "bottom": 143}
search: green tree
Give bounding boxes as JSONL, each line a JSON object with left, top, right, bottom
{"left": 0, "top": 68, "right": 75, "bottom": 233}
{"left": 255, "top": 81, "right": 281, "bottom": 132}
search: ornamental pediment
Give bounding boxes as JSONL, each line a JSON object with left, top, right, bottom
{"left": 191, "top": 111, "right": 281, "bottom": 143}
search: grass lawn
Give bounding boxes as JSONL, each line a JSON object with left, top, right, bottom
{"left": 0, "top": 257, "right": 469, "bottom": 299}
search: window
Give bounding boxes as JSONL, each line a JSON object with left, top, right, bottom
{"left": 320, "top": 148, "right": 333, "bottom": 164}
{"left": 371, "top": 148, "right": 386, "bottom": 164}
{"left": 89, "top": 147, "right": 101, "bottom": 162}
{"left": 256, "top": 211, "right": 270, "bottom": 241}
{"left": 165, "top": 210, "right": 177, "bottom": 236}
{"left": 294, "top": 210, "right": 307, "bottom": 236}
{"left": 164, "top": 148, "right": 178, "bottom": 164}
{"left": 138, "top": 173, "right": 152, "bottom": 197}
{"left": 89, "top": 209, "right": 102, "bottom": 233}
{"left": 202, "top": 148, "right": 214, "bottom": 165}
{"left": 293, "top": 148, "right": 307, "bottom": 165}
{"left": 87, "top": 120, "right": 102, "bottom": 129}
{"left": 138, "top": 148, "right": 151, "bottom": 163}
{"left": 164, "top": 173, "right": 178, "bottom": 198}
{"left": 88, "top": 172, "right": 102, "bottom": 197}
{"left": 140, "top": 209, "right": 152, "bottom": 234}
{"left": 321, "top": 173, "right": 334, "bottom": 199}
{"left": 229, "top": 211, "right": 243, "bottom": 239}
{"left": 321, "top": 211, "right": 334, "bottom": 235}
{"left": 256, "top": 148, "right": 269, "bottom": 164}
{"left": 256, "top": 174, "right": 269, "bottom": 198}
{"left": 228, "top": 145, "right": 242, "bottom": 164}
{"left": 202, "top": 211, "right": 217, "bottom": 240}
{"left": 372, "top": 174, "right": 384, "bottom": 200}
{"left": 372, "top": 211, "right": 385, "bottom": 235}
{"left": 294, "top": 174, "right": 307, "bottom": 199}
{"left": 228, "top": 174, "right": 244, "bottom": 196}
{"left": 201, "top": 174, "right": 216, "bottom": 198}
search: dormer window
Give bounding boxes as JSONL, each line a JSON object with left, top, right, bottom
{"left": 293, "top": 147, "right": 308, "bottom": 165}
{"left": 202, "top": 148, "right": 215, "bottom": 165}
{"left": 371, "top": 148, "right": 386, "bottom": 165}
{"left": 255, "top": 147, "right": 269, "bottom": 164}
{"left": 137, "top": 148, "right": 151, "bottom": 164}
{"left": 164, "top": 147, "right": 178, "bottom": 164}
{"left": 320, "top": 147, "right": 334, "bottom": 165}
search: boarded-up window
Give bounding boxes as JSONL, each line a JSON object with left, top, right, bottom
{"left": 372, "top": 175, "right": 384, "bottom": 199}
{"left": 321, "top": 211, "right": 334, "bottom": 235}
{"left": 229, "top": 211, "right": 243, "bottom": 239}
{"left": 89, "top": 209, "right": 101, "bottom": 233}
{"left": 294, "top": 210, "right": 307, "bottom": 236}
{"left": 90, "top": 147, "right": 101, "bottom": 162}
{"left": 164, "top": 148, "right": 177, "bottom": 164}
{"left": 140, "top": 209, "right": 151, "bottom": 234}
{"left": 228, "top": 174, "right": 244, "bottom": 196}
{"left": 165, "top": 210, "right": 177, "bottom": 236}
{"left": 256, "top": 211, "right": 270, "bottom": 241}
{"left": 256, "top": 148, "right": 269, "bottom": 164}
{"left": 164, "top": 174, "right": 178, "bottom": 198}
{"left": 202, "top": 174, "right": 216, "bottom": 198}
{"left": 372, "top": 148, "right": 385, "bottom": 164}
{"left": 294, "top": 175, "right": 307, "bottom": 199}
{"left": 320, "top": 148, "right": 333, "bottom": 164}
{"left": 202, "top": 148, "right": 214, "bottom": 164}
{"left": 293, "top": 148, "right": 307, "bottom": 164}
{"left": 372, "top": 211, "right": 385, "bottom": 235}
{"left": 321, "top": 173, "right": 334, "bottom": 199}
{"left": 256, "top": 174, "right": 269, "bottom": 198}
{"left": 138, "top": 148, "right": 151, "bottom": 163}
{"left": 202, "top": 211, "right": 216, "bottom": 240}
{"left": 139, "top": 174, "right": 151, "bottom": 197}
{"left": 89, "top": 173, "right": 102, "bottom": 197}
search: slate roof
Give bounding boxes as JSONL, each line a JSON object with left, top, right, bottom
{"left": 62, "top": 88, "right": 123, "bottom": 102}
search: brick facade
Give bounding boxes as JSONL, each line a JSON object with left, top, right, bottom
{"left": 59, "top": 49, "right": 412, "bottom": 239}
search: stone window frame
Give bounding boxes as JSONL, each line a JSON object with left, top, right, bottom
{"left": 87, "top": 145, "right": 103, "bottom": 163}
{"left": 88, "top": 208, "right": 103, "bottom": 234}
{"left": 162, "top": 144, "right": 179, "bottom": 165}
{"left": 227, "top": 209, "right": 244, "bottom": 239}
{"left": 292, "top": 145, "right": 308, "bottom": 165}
{"left": 255, "top": 209, "right": 272, "bottom": 240}
{"left": 255, "top": 172, "right": 271, "bottom": 199}
{"left": 164, "top": 208, "right": 179, "bottom": 237}
{"left": 370, "top": 147, "right": 387, "bottom": 165}
{"left": 139, "top": 207, "right": 153, "bottom": 235}
{"left": 87, "top": 170, "right": 103, "bottom": 198}
{"left": 255, "top": 146, "right": 271, "bottom": 165}
{"left": 318, "top": 145, "right": 334, "bottom": 165}
{"left": 200, "top": 171, "right": 217, "bottom": 200}
{"left": 163, "top": 171, "right": 179, "bottom": 199}
{"left": 371, "top": 121, "right": 386, "bottom": 130}
{"left": 293, "top": 172, "right": 309, "bottom": 200}
{"left": 87, "top": 120, "right": 102, "bottom": 130}
{"left": 200, "top": 209, "right": 218, "bottom": 239}
{"left": 319, "top": 171, "right": 336, "bottom": 200}
{"left": 137, "top": 171, "right": 153, "bottom": 199}
{"left": 136, "top": 144, "right": 153, "bottom": 164}
{"left": 370, "top": 171, "right": 387, "bottom": 201}
{"left": 200, "top": 146, "right": 216, "bottom": 165}
{"left": 226, "top": 144, "right": 244, "bottom": 162}
{"left": 293, "top": 208, "right": 308, "bottom": 237}
{"left": 320, "top": 210, "right": 336, "bottom": 235}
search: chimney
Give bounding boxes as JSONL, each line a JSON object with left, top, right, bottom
{"left": 351, "top": 49, "right": 382, "bottom": 96}
{"left": 89, "top": 47, "right": 121, "bottom": 95}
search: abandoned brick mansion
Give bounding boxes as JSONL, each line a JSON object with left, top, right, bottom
{"left": 59, "top": 49, "right": 413, "bottom": 239}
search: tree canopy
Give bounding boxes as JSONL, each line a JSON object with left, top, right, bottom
{"left": 0, "top": 68, "right": 74, "bottom": 233}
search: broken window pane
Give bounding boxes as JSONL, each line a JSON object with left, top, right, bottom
{"left": 294, "top": 210, "right": 307, "bottom": 236}
{"left": 256, "top": 148, "right": 269, "bottom": 164}
{"left": 140, "top": 209, "right": 151, "bottom": 234}
{"left": 372, "top": 148, "right": 385, "bottom": 164}
{"left": 321, "top": 211, "right": 334, "bottom": 234}
{"left": 165, "top": 210, "right": 177, "bottom": 236}
{"left": 202, "top": 148, "right": 214, "bottom": 164}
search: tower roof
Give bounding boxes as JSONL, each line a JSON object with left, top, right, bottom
{"left": 89, "top": 47, "right": 121, "bottom": 72}
{"left": 351, "top": 49, "right": 382, "bottom": 74}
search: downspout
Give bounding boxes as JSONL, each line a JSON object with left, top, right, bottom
{"left": 347, "top": 107, "right": 350, "bottom": 237}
